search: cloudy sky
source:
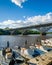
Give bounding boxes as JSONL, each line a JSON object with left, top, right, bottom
{"left": 0, "top": 0, "right": 52, "bottom": 30}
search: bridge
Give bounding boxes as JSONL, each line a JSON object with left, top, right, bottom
{"left": 8, "top": 22, "right": 52, "bottom": 35}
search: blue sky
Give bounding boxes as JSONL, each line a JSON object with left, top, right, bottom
{"left": 0, "top": 0, "right": 52, "bottom": 30}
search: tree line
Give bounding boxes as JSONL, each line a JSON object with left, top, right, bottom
{"left": 0, "top": 29, "right": 40, "bottom": 35}
{"left": 0, "top": 28, "right": 52, "bottom": 35}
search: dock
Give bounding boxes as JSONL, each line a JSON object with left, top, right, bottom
{"left": 28, "top": 51, "right": 52, "bottom": 65}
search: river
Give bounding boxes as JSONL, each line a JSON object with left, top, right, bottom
{"left": 0, "top": 34, "right": 52, "bottom": 48}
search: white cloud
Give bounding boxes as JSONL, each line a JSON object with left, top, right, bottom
{"left": 26, "top": 12, "right": 52, "bottom": 24}
{"left": 0, "top": 12, "right": 52, "bottom": 29}
{"left": 11, "top": 0, "right": 27, "bottom": 8}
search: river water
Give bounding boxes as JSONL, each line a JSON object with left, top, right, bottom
{"left": 0, "top": 34, "right": 52, "bottom": 48}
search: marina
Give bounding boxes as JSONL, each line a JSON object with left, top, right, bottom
{"left": 0, "top": 35, "right": 52, "bottom": 65}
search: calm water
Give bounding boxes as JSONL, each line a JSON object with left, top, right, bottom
{"left": 0, "top": 34, "right": 52, "bottom": 48}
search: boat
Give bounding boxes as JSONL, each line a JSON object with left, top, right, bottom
{"left": 41, "top": 39, "right": 52, "bottom": 47}
{"left": 0, "top": 47, "right": 25, "bottom": 65}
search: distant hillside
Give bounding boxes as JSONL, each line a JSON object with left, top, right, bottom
{"left": 0, "top": 29, "right": 10, "bottom": 35}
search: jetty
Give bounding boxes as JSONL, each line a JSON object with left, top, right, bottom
{"left": 28, "top": 51, "right": 52, "bottom": 65}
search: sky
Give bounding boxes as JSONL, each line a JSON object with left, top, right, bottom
{"left": 0, "top": 0, "right": 52, "bottom": 31}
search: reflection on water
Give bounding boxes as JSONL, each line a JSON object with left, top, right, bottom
{"left": 0, "top": 34, "right": 52, "bottom": 48}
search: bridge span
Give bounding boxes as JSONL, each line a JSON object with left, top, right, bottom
{"left": 8, "top": 22, "right": 52, "bottom": 35}
{"left": 9, "top": 22, "right": 52, "bottom": 30}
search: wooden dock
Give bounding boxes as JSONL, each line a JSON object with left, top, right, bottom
{"left": 28, "top": 51, "right": 52, "bottom": 65}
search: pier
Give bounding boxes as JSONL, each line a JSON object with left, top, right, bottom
{"left": 28, "top": 51, "right": 52, "bottom": 65}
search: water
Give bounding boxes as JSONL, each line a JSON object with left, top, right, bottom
{"left": 0, "top": 34, "right": 52, "bottom": 48}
